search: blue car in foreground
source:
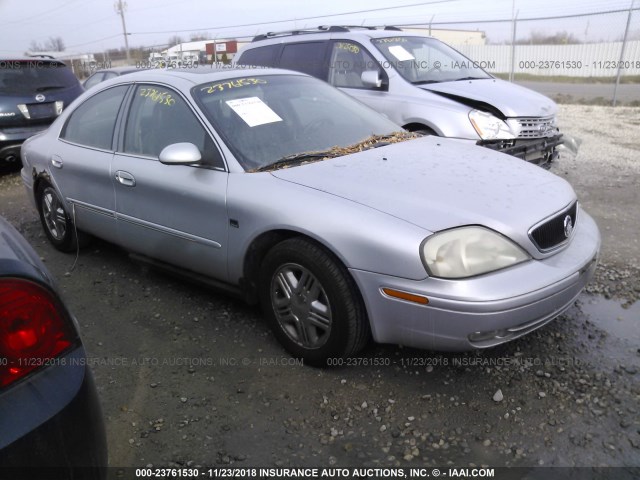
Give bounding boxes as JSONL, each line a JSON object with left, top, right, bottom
{"left": 0, "top": 215, "right": 106, "bottom": 478}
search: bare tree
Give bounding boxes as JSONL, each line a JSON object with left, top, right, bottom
{"left": 167, "top": 35, "right": 183, "bottom": 47}
{"left": 189, "top": 32, "right": 209, "bottom": 41}
{"left": 29, "top": 40, "right": 45, "bottom": 51}
{"left": 45, "top": 36, "right": 66, "bottom": 51}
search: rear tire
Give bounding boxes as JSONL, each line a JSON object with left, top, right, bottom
{"left": 37, "top": 182, "right": 88, "bottom": 252}
{"left": 259, "top": 238, "right": 370, "bottom": 366}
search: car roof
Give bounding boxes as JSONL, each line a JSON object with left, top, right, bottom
{"left": 249, "top": 27, "right": 429, "bottom": 44}
{"left": 93, "top": 66, "right": 142, "bottom": 74}
{"left": 0, "top": 57, "right": 66, "bottom": 64}
{"left": 105, "top": 66, "right": 305, "bottom": 86}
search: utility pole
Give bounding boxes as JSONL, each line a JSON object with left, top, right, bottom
{"left": 115, "top": 0, "right": 130, "bottom": 61}
{"left": 613, "top": 0, "right": 634, "bottom": 107}
{"left": 508, "top": 0, "right": 517, "bottom": 82}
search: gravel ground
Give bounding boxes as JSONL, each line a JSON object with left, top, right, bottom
{"left": 552, "top": 105, "right": 640, "bottom": 305}
{"left": 0, "top": 104, "right": 638, "bottom": 470}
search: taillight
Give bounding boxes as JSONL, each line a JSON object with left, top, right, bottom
{"left": 0, "top": 278, "right": 75, "bottom": 388}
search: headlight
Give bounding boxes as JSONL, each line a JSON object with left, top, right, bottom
{"left": 469, "top": 109, "right": 516, "bottom": 140}
{"left": 421, "top": 226, "right": 529, "bottom": 279}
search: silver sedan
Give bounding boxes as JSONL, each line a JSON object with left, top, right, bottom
{"left": 20, "top": 68, "right": 600, "bottom": 365}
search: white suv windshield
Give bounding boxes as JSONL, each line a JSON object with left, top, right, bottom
{"left": 193, "top": 74, "right": 403, "bottom": 171}
{"left": 371, "top": 36, "right": 491, "bottom": 84}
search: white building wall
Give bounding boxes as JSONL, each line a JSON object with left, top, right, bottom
{"left": 453, "top": 40, "right": 640, "bottom": 77}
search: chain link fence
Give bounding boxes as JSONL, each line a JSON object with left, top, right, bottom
{"left": 400, "top": 6, "right": 639, "bottom": 106}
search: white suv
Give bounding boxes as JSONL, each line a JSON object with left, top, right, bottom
{"left": 235, "top": 26, "right": 563, "bottom": 166}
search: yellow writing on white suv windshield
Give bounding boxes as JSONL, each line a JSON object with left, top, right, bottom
{"left": 201, "top": 78, "right": 267, "bottom": 94}
{"left": 373, "top": 37, "right": 409, "bottom": 44}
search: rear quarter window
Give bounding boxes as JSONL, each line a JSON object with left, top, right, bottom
{"left": 61, "top": 85, "right": 129, "bottom": 150}
{"left": 236, "top": 45, "right": 281, "bottom": 67}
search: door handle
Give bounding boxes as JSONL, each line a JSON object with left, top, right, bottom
{"left": 51, "top": 155, "right": 63, "bottom": 168}
{"left": 115, "top": 170, "right": 136, "bottom": 187}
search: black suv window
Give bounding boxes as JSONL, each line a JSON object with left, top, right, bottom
{"left": 0, "top": 60, "right": 79, "bottom": 93}
{"left": 61, "top": 85, "right": 128, "bottom": 150}
{"left": 236, "top": 45, "right": 280, "bottom": 67}
{"left": 278, "top": 42, "right": 328, "bottom": 80}
{"left": 123, "top": 84, "right": 223, "bottom": 167}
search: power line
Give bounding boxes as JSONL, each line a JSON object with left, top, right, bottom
{"left": 407, "top": 6, "right": 640, "bottom": 25}
{"left": 130, "top": 0, "right": 462, "bottom": 35}
{"left": 66, "top": 34, "right": 124, "bottom": 49}
{"left": 5, "top": 0, "right": 83, "bottom": 25}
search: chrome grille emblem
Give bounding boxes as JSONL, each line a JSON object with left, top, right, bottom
{"left": 563, "top": 215, "right": 573, "bottom": 238}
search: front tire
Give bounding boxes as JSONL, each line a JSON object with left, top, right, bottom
{"left": 37, "top": 182, "right": 86, "bottom": 252}
{"left": 259, "top": 238, "right": 370, "bottom": 366}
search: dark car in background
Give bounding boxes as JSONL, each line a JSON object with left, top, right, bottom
{"left": 0, "top": 215, "right": 106, "bottom": 478}
{"left": 0, "top": 58, "right": 83, "bottom": 170}
{"left": 83, "top": 66, "right": 142, "bottom": 90}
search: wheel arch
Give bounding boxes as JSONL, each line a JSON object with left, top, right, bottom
{"left": 32, "top": 169, "right": 54, "bottom": 209}
{"left": 240, "top": 228, "right": 366, "bottom": 312}
{"left": 403, "top": 122, "right": 438, "bottom": 135}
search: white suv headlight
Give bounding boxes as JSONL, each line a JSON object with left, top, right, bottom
{"left": 421, "top": 226, "right": 529, "bottom": 279}
{"left": 469, "top": 109, "right": 516, "bottom": 140}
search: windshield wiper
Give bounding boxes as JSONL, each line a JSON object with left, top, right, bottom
{"left": 251, "top": 132, "right": 417, "bottom": 173}
{"left": 35, "top": 85, "right": 66, "bottom": 91}
{"left": 252, "top": 150, "right": 337, "bottom": 172}
{"left": 452, "top": 76, "right": 487, "bottom": 81}
{"left": 412, "top": 80, "right": 442, "bottom": 85}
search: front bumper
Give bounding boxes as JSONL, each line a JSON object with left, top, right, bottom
{"left": 479, "top": 133, "right": 563, "bottom": 167}
{"left": 350, "top": 211, "right": 600, "bottom": 351}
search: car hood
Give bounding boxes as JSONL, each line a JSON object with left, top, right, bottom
{"left": 271, "top": 137, "right": 575, "bottom": 253}
{"left": 419, "top": 78, "right": 557, "bottom": 118}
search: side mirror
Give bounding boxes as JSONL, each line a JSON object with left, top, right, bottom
{"left": 159, "top": 142, "right": 202, "bottom": 165}
{"left": 361, "top": 70, "right": 382, "bottom": 88}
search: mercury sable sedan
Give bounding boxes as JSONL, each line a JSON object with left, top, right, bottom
{"left": 20, "top": 68, "right": 600, "bottom": 365}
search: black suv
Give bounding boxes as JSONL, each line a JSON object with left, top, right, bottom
{"left": 0, "top": 58, "right": 83, "bottom": 169}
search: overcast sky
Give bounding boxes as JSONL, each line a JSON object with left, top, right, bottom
{"left": 1, "top": 0, "right": 637, "bottom": 55}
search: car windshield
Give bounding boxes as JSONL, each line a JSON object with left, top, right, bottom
{"left": 0, "top": 60, "right": 78, "bottom": 93}
{"left": 192, "top": 74, "right": 405, "bottom": 171}
{"left": 371, "top": 36, "right": 492, "bottom": 84}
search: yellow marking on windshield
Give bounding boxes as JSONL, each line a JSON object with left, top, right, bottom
{"left": 374, "top": 37, "right": 409, "bottom": 44}
{"left": 336, "top": 42, "right": 360, "bottom": 54}
{"left": 139, "top": 88, "right": 175, "bottom": 106}
{"left": 201, "top": 78, "right": 267, "bottom": 94}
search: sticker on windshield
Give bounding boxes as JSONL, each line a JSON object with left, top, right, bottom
{"left": 388, "top": 45, "right": 415, "bottom": 62}
{"left": 225, "top": 97, "right": 282, "bottom": 127}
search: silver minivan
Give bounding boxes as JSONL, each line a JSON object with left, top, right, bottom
{"left": 235, "top": 26, "right": 563, "bottom": 166}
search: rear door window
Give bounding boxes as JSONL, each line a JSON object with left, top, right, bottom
{"left": 61, "top": 85, "right": 129, "bottom": 150}
{"left": 278, "top": 42, "right": 328, "bottom": 80}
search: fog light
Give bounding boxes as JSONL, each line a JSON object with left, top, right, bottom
{"left": 55, "top": 101, "right": 64, "bottom": 115}
{"left": 468, "top": 329, "right": 508, "bottom": 343}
